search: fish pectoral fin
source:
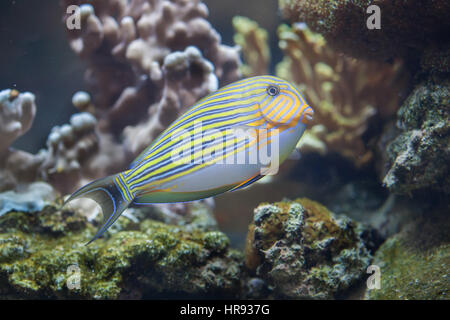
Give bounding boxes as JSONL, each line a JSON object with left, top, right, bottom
{"left": 288, "top": 148, "right": 302, "bottom": 160}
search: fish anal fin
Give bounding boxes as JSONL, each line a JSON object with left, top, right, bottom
{"left": 230, "top": 174, "right": 264, "bottom": 192}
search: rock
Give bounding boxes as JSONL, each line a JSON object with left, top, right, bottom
{"left": 366, "top": 212, "right": 449, "bottom": 300}
{"left": 278, "top": 0, "right": 450, "bottom": 63}
{"left": 382, "top": 75, "right": 450, "bottom": 195}
{"left": 232, "top": 16, "right": 270, "bottom": 77}
{"left": 0, "top": 203, "right": 245, "bottom": 299}
{"left": 245, "top": 198, "right": 381, "bottom": 299}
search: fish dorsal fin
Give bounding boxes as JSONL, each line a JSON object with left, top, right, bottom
{"left": 129, "top": 147, "right": 150, "bottom": 169}
{"left": 288, "top": 148, "right": 302, "bottom": 160}
{"left": 129, "top": 126, "right": 172, "bottom": 169}
{"left": 128, "top": 138, "right": 160, "bottom": 169}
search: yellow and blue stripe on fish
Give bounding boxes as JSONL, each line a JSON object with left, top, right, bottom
{"left": 65, "top": 76, "right": 314, "bottom": 244}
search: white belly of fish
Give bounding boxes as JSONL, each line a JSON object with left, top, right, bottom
{"left": 160, "top": 122, "right": 306, "bottom": 193}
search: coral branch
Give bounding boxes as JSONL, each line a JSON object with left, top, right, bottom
{"left": 60, "top": 0, "right": 241, "bottom": 187}
{"left": 232, "top": 16, "right": 270, "bottom": 77}
{"left": 276, "top": 23, "right": 408, "bottom": 167}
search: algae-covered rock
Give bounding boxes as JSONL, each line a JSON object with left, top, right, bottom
{"left": 245, "top": 198, "right": 381, "bottom": 299}
{"left": 366, "top": 212, "right": 450, "bottom": 300}
{"left": 278, "top": 0, "right": 450, "bottom": 63}
{"left": 102, "top": 201, "right": 218, "bottom": 238}
{"left": 0, "top": 202, "right": 244, "bottom": 299}
{"left": 383, "top": 76, "right": 450, "bottom": 195}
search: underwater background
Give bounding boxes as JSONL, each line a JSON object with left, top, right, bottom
{"left": 0, "top": 0, "right": 448, "bottom": 299}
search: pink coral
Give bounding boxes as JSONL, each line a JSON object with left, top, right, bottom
{"left": 0, "top": 89, "right": 42, "bottom": 192}
{"left": 61, "top": 0, "right": 241, "bottom": 182}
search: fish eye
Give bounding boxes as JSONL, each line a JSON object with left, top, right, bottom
{"left": 266, "top": 85, "right": 280, "bottom": 96}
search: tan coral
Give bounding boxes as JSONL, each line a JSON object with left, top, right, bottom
{"left": 276, "top": 23, "right": 408, "bottom": 167}
{"left": 232, "top": 16, "right": 270, "bottom": 77}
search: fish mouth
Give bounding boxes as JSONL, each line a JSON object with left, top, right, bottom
{"left": 301, "top": 107, "right": 314, "bottom": 124}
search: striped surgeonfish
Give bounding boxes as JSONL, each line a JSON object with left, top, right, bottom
{"left": 65, "top": 75, "right": 314, "bottom": 244}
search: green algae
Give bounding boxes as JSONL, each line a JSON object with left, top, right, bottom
{"left": 0, "top": 233, "right": 30, "bottom": 263}
{"left": 367, "top": 239, "right": 449, "bottom": 300}
{"left": 0, "top": 203, "right": 244, "bottom": 299}
{"left": 0, "top": 197, "right": 381, "bottom": 299}
{"left": 366, "top": 213, "right": 450, "bottom": 300}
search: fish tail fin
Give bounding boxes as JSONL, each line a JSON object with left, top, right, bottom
{"left": 64, "top": 173, "right": 134, "bottom": 245}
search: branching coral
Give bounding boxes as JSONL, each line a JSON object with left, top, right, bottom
{"left": 0, "top": 89, "right": 35, "bottom": 154}
{"left": 232, "top": 16, "right": 270, "bottom": 77}
{"left": 0, "top": 202, "right": 244, "bottom": 299}
{"left": 1, "top": 1, "right": 242, "bottom": 222}
{"left": 63, "top": 0, "right": 241, "bottom": 161}
{"left": 0, "top": 88, "right": 121, "bottom": 196}
{"left": 276, "top": 23, "right": 408, "bottom": 167}
{"left": 0, "top": 87, "right": 217, "bottom": 228}
{"left": 39, "top": 112, "right": 103, "bottom": 194}
{"left": 122, "top": 46, "right": 219, "bottom": 153}
{"left": 0, "top": 89, "right": 44, "bottom": 192}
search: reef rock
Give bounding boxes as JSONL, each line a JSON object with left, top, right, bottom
{"left": 0, "top": 201, "right": 244, "bottom": 299}
{"left": 366, "top": 211, "right": 449, "bottom": 300}
{"left": 278, "top": 0, "right": 450, "bottom": 63}
{"left": 245, "top": 198, "right": 381, "bottom": 299}
{"left": 276, "top": 2, "right": 449, "bottom": 195}
{"left": 382, "top": 75, "right": 450, "bottom": 195}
